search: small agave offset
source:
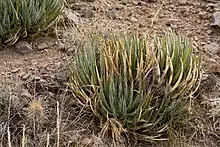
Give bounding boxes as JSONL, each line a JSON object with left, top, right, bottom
{"left": 0, "top": 0, "right": 63, "bottom": 45}
{"left": 69, "top": 32, "right": 201, "bottom": 142}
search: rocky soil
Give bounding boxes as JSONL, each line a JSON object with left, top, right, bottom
{"left": 1, "top": 0, "right": 220, "bottom": 146}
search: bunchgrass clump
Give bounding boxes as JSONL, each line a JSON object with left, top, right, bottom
{"left": 69, "top": 33, "right": 201, "bottom": 142}
{"left": 0, "top": 0, "right": 63, "bottom": 45}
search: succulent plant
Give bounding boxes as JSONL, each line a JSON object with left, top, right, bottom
{"left": 69, "top": 33, "right": 201, "bottom": 141}
{"left": 0, "top": 0, "right": 63, "bottom": 45}
{"left": 0, "top": 0, "right": 20, "bottom": 44}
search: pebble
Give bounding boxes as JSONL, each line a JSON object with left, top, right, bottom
{"left": 204, "top": 42, "right": 220, "bottom": 54}
{"left": 22, "top": 73, "right": 31, "bottom": 80}
{"left": 37, "top": 43, "right": 48, "bottom": 50}
{"left": 206, "top": 61, "right": 220, "bottom": 73}
{"left": 129, "top": 17, "right": 138, "bottom": 23}
{"left": 14, "top": 41, "right": 33, "bottom": 55}
{"left": 81, "top": 8, "right": 94, "bottom": 18}
{"left": 211, "top": 11, "right": 220, "bottom": 28}
{"left": 56, "top": 69, "right": 69, "bottom": 83}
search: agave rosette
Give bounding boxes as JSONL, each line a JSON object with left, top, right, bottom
{"left": 19, "top": 0, "right": 63, "bottom": 37}
{"left": 69, "top": 33, "right": 201, "bottom": 141}
{"left": 0, "top": 0, "right": 63, "bottom": 45}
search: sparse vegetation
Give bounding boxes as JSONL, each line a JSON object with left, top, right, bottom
{"left": 69, "top": 33, "right": 201, "bottom": 142}
{"left": 1, "top": 0, "right": 220, "bottom": 146}
{"left": 0, "top": 0, "right": 63, "bottom": 45}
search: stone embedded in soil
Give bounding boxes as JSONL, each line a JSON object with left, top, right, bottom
{"left": 178, "top": 0, "right": 187, "bottom": 6}
{"left": 37, "top": 43, "right": 48, "bottom": 50}
{"left": 81, "top": 8, "right": 94, "bottom": 18}
{"left": 212, "top": 11, "right": 220, "bottom": 28}
{"left": 37, "top": 60, "right": 50, "bottom": 68}
{"left": 22, "top": 73, "right": 31, "bottom": 80}
{"left": 204, "top": 42, "right": 220, "bottom": 54}
{"left": 55, "top": 69, "right": 69, "bottom": 83}
{"left": 201, "top": 74, "right": 218, "bottom": 91}
{"left": 199, "top": 11, "right": 210, "bottom": 19}
{"left": 14, "top": 41, "right": 33, "bottom": 55}
{"left": 129, "top": 17, "right": 138, "bottom": 23}
{"left": 207, "top": 62, "right": 220, "bottom": 73}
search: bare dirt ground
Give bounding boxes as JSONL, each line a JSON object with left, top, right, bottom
{"left": 1, "top": 0, "right": 220, "bottom": 146}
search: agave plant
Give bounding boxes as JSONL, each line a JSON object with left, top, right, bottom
{"left": 0, "top": 0, "right": 63, "bottom": 45}
{"left": 0, "top": 0, "right": 20, "bottom": 44}
{"left": 18, "top": 0, "right": 63, "bottom": 37}
{"left": 69, "top": 33, "right": 201, "bottom": 141}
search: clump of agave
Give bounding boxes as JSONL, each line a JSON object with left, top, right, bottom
{"left": 0, "top": 0, "right": 63, "bottom": 45}
{"left": 69, "top": 33, "right": 201, "bottom": 141}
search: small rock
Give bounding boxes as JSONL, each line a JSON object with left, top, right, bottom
{"left": 21, "top": 89, "right": 32, "bottom": 98}
{"left": 129, "top": 17, "right": 138, "bottom": 23}
{"left": 207, "top": 30, "right": 213, "bottom": 34}
{"left": 22, "top": 74, "right": 31, "bottom": 80}
{"left": 56, "top": 69, "right": 69, "bottom": 83}
{"left": 15, "top": 41, "right": 33, "bottom": 55}
{"left": 37, "top": 61, "right": 50, "bottom": 68}
{"left": 201, "top": 42, "right": 206, "bottom": 45}
{"left": 207, "top": 62, "right": 220, "bottom": 73}
{"left": 178, "top": 0, "right": 187, "bottom": 6}
{"left": 37, "top": 43, "right": 48, "bottom": 50}
{"left": 81, "top": 8, "right": 94, "bottom": 18}
{"left": 199, "top": 11, "right": 209, "bottom": 19}
{"left": 81, "top": 138, "right": 92, "bottom": 146}
{"left": 211, "top": 11, "right": 220, "bottom": 28}
{"left": 204, "top": 42, "right": 220, "bottom": 54}
{"left": 201, "top": 74, "right": 217, "bottom": 91}
{"left": 194, "top": 36, "right": 199, "bottom": 41}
